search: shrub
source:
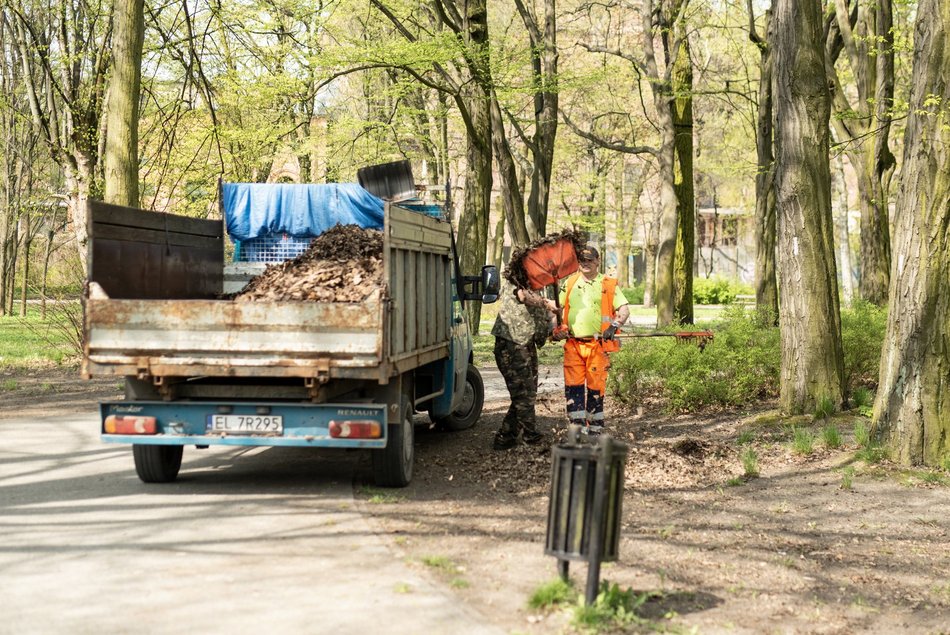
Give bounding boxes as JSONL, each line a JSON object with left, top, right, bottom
{"left": 609, "top": 305, "right": 780, "bottom": 412}
{"left": 692, "top": 276, "right": 751, "bottom": 305}
{"left": 840, "top": 300, "right": 888, "bottom": 391}
{"left": 620, "top": 283, "right": 645, "bottom": 304}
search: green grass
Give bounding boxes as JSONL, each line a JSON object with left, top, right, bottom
{"left": 1, "top": 378, "right": 17, "bottom": 391}
{"left": 792, "top": 427, "right": 815, "bottom": 455}
{"left": 813, "top": 395, "right": 836, "bottom": 420}
{"left": 741, "top": 447, "right": 759, "bottom": 477}
{"left": 854, "top": 420, "right": 871, "bottom": 447}
{"left": 528, "top": 578, "right": 575, "bottom": 610}
{"left": 855, "top": 444, "right": 887, "bottom": 464}
{"left": 840, "top": 466, "right": 855, "bottom": 490}
{"left": 421, "top": 555, "right": 461, "bottom": 573}
{"left": 851, "top": 387, "right": 874, "bottom": 416}
{"left": 0, "top": 305, "right": 79, "bottom": 370}
{"left": 822, "top": 424, "right": 842, "bottom": 449}
{"left": 572, "top": 582, "right": 654, "bottom": 631}
{"left": 358, "top": 485, "right": 404, "bottom": 504}
{"left": 736, "top": 429, "right": 755, "bottom": 445}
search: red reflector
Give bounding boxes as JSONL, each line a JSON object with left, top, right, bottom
{"left": 104, "top": 415, "right": 158, "bottom": 435}
{"left": 328, "top": 420, "right": 382, "bottom": 439}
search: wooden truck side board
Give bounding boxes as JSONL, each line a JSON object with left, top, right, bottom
{"left": 83, "top": 201, "right": 454, "bottom": 384}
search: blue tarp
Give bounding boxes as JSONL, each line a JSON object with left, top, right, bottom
{"left": 222, "top": 183, "right": 385, "bottom": 241}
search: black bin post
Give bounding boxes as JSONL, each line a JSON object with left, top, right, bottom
{"left": 545, "top": 426, "right": 628, "bottom": 605}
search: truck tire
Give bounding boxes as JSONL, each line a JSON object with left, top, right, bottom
{"left": 372, "top": 404, "right": 414, "bottom": 488}
{"left": 433, "top": 364, "right": 484, "bottom": 432}
{"left": 133, "top": 445, "right": 183, "bottom": 483}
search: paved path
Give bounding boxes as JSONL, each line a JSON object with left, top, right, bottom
{"left": 0, "top": 413, "right": 504, "bottom": 635}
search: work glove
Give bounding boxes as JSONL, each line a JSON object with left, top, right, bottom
{"left": 602, "top": 321, "right": 621, "bottom": 341}
{"left": 551, "top": 324, "right": 569, "bottom": 341}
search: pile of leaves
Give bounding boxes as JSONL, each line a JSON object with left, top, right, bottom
{"left": 235, "top": 224, "right": 384, "bottom": 303}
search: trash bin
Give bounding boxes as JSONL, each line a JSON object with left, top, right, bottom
{"left": 545, "top": 427, "right": 628, "bottom": 603}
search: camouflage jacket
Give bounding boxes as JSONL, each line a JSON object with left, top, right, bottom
{"left": 491, "top": 281, "right": 552, "bottom": 347}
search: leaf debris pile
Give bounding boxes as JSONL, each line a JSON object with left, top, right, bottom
{"left": 235, "top": 225, "right": 384, "bottom": 303}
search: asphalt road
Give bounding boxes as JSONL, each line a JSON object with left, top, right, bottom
{"left": 0, "top": 411, "right": 504, "bottom": 635}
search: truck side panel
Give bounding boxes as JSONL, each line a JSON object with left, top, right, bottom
{"left": 384, "top": 204, "right": 453, "bottom": 371}
{"left": 88, "top": 200, "right": 223, "bottom": 299}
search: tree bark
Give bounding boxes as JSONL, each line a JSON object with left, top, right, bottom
{"left": 103, "top": 0, "right": 144, "bottom": 207}
{"left": 750, "top": 4, "right": 778, "bottom": 321}
{"left": 514, "top": 0, "right": 558, "bottom": 239}
{"left": 873, "top": 0, "right": 950, "bottom": 466}
{"left": 773, "top": 0, "right": 845, "bottom": 414}
{"left": 834, "top": 152, "right": 854, "bottom": 306}
{"left": 825, "top": 0, "right": 896, "bottom": 306}
{"left": 671, "top": 34, "right": 694, "bottom": 325}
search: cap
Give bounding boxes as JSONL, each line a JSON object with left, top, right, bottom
{"left": 578, "top": 246, "right": 600, "bottom": 262}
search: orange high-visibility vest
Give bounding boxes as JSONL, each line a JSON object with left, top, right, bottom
{"left": 561, "top": 273, "right": 621, "bottom": 352}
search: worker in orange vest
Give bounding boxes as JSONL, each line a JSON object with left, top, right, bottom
{"left": 557, "top": 246, "right": 630, "bottom": 435}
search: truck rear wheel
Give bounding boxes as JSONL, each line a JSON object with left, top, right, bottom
{"left": 433, "top": 364, "right": 484, "bottom": 432}
{"left": 133, "top": 445, "right": 183, "bottom": 483}
{"left": 372, "top": 404, "right": 414, "bottom": 488}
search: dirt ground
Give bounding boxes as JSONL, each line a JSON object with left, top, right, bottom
{"left": 3, "top": 365, "right": 949, "bottom": 634}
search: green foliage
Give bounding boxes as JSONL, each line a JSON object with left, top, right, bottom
{"left": 572, "top": 582, "right": 651, "bottom": 631}
{"left": 620, "top": 284, "right": 645, "bottom": 305}
{"left": 822, "top": 425, "right": 842, "bottom": 449}
{"left": 854, "top": 421, "right": 871, "bottom": 448}
{"left": 609, "top": 306, "right": 779, "bottom": 412}
{"left": 855, "top": 444, "right": 887, "bottom": 464}
{"left": 421, "top": 555, "right": 460, "bottom": 573}
{"left": 528, "top": 578, "right": 575, "bottom": 610}
{"left": 840, "top": 300, "right": 888, "bottom": 391}
{"left": 0, "top": 306, "right": 78, "bottom": 370}
{"left": 792, "top": 427, "right": 815, "bottom": 455}
{"left": 851, "top": 386, "right": 875, "bottom": 416}
{"left": 736, "top": 429, "right": 754, "bottom": 445}
{"left": 692, "top": 276, "right": 753, "bottom": 305}
{"left": 814, "top": 395, "right": 836, "bottom": 420}
{"left": 741, "top": 447, "right": 759, "bottom": 477}
{"left": 840, "top": 466, "right": 855, "bottom": 490}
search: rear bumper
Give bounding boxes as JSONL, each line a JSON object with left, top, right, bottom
{"left": 99, "top": 400, "right": 388, "bottom": 449}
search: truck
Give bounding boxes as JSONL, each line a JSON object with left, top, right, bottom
{"left": 82, "top": 176, "right": 498, "bottom": 487}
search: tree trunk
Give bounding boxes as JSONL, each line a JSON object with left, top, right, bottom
{"left": 516, "top": 0, "right": 558, "bottom": 239}
{"left": 834, "top": 152, "right": 854, "bottom": 306}
{"left": 456, "top": 0, "right": 494, "bottom": 334}
{"left": 855, "top": 164, "right": 892, "bottom": 305}
{"left": 489, "top": 95, "right": 530, "bottom": 247}
{"left": 873, "top": 0, "right": 950, "bottom": 467}
{"left": 773, "top": 0, "right": 845, "bottom": 414}
{"left": 826, "top": 0, "right": 896, "bottom": 307}
{"left": 751, "top": 6, "right": 778, "bottom": 320}
{"left": 671, "top": 36, "right": 695, "bottom": 325}
{"left": 103, "top": 0, "right": 144, "bottom": 207}
{"left": 643, "top": 240, "right": 657, "bottom": 308}
{"left": 18, "top": 213, "right": 30, "bottom": 318}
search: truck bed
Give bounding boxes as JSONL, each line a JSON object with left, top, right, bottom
{"left": 82, "top": 201, "right": 453, "bottom": 384}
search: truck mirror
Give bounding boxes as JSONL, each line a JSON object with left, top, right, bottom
{"left": 481, "top": 265, "right": 499, "bottom": 303}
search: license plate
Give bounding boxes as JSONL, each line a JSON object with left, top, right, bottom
{"left": 206, "top": 414, "right": 283, "bottom": 435}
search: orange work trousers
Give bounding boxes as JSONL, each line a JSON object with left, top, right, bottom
{"left": 563, "top": 338, "right": 610, "bottom": 424}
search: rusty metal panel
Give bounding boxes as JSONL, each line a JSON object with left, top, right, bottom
{"left": 84, "top": 297, "right": 385, "bottom": 378}
{"left": 87, "top": 200, "right": 223, "bottom": 299}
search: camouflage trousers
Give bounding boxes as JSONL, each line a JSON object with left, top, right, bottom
{"left": 494, "top": 337, "right": 540, "bottom": 442}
